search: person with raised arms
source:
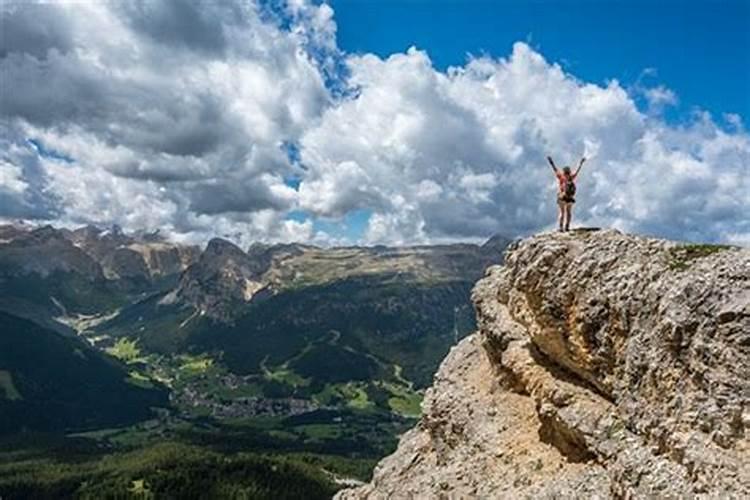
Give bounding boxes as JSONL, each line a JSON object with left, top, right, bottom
{"left": 547, "top": 155, "right": 586, "bottom": 232}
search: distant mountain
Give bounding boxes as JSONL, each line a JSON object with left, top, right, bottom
{"left": 481, "top": 233, "right": 513, "bottom": 254}
{"left": 165, "top": 237, "right": 272, "bottom": 322}
{"left": 160, "top": 238, "right": 507, "bottom": 323}
{"left": 0, "top": 225, "right": 116, "bottom": 333}
{"left": 0, "top": 224, "right": 199, "bottom": 332}
{"left": 0, "top": 223, "right": 510, "bottom": 423}
{"left": 94, "top": 235, "right": 508, "bottom": 406}
{"left": 65, "top": 224, "right": 199, "bottom": 286}
{"left": 0, "top": 311, "right": 167, "bottom": 434}
{"left": 0, "top": 225, "right": 103, "bottom": 280}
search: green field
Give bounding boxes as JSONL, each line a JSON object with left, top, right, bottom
{"left": 263, "top": 363, "right": 311, "bottom": 388}
{"left": 106, "top": 338, "right": 143, "bottom": 363}
{"left": 177, "top": 354, "right": 214, "bottom": 374}
{"left": 126, "top": 371, "right": 156, "bottom": 389}
{"left": 382, "top": 382, "right": 423, "bottom": 417}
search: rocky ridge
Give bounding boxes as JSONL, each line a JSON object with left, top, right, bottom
{"left": 165, "top": 237, "right": 272, "bottom": 321}
{"left": 65, "top": 224, "right": 200, "bottom": 282}
{"left": 338, "top": 229, "right": 749, "bottom": 499}
{"left": 0, "top": 224, "right": 199, "bottom": 284}
{"left": 165, "top": 236, "right": 509, "bottom": 322}
{"left": 0, "top": 224, "right": 201, "bottom": 331}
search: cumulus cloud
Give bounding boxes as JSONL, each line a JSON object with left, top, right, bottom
{"left": 0, "top": 0, "right": 333, "bottom": 244}
{"left": 1, "top": 2, "right": 748, "bottom": 246}
{"left": 0, "top": 123, "right": 60, "bottom": 220}
{"left": 0, "top": 160, "right": 27, "bottom": 196}
{"left": 298, "top": 43, "right": 750, "bottom": 245}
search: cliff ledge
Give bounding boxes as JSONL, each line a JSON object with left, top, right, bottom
{"left": 338, "top": 229, "right": 749, "bottom": 499}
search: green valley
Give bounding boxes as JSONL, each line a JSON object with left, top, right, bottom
{"left": 0, "top": 224, "right": 507, "bottom": 498}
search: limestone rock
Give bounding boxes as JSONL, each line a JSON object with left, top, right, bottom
{"left": 66, "top": 224, "right": 199, "bottom": 281}
{"left": 0, "top": 225, "right": 103, "bottom": 279}
{"left": 338, "top": 229, "right": 749, "bottom": 499}
{"left": 173, "top": 238, "right": 272, "bottom": 321}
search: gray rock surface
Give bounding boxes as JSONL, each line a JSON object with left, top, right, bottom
{"left": 171, "top": 237, "right": 271, "bottom": 321}
{"left": 66, "top": 224, "right": 199, "bottom": 281}
{"left": 338, "top": 229, "right": 749, "bottom": 499}
{"left": 0, "top": 225, "right": 103, "bottom": 278}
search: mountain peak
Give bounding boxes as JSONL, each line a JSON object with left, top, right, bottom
{"left": 339, "top": 230, "right": 749, "bottom": 498}
{"left": 172, "top": 237, "right": 272, "bottom": 321}
{"left": 29, "top": 224, "right": 66, "bottom": 243}
{"left": 205, "top": 237, "right": 245, "bottom": 256}
{"left": 481, "top": 233, "right": 513, "bottom": 253}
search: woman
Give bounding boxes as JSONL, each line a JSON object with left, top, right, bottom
{"left": 547, "top": 155, "right": 586, "bottom": 232}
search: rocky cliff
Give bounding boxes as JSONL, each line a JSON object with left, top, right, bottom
{"left": 165, "top": 237, "right": 271, "bottom": 321}
{"left": 338, "top": 230, "right": 749, "bottom": 499}
{"left": 65, "top": 224, "right": 199, "bottom": 282}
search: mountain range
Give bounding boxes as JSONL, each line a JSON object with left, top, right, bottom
{"left": 0, "top": 222, "right": 509, "bottom": 436}
{"left": 3, "top": 225, "right": 746, "bottom": 498}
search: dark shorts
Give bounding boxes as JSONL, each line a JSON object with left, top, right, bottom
{"left": 558, "top": 196, "right": 575, "bottom": 204}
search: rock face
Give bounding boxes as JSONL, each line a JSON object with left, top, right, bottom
{"left": 0, "top": 223, "right": 199, "bottom": 284}
{"left": 66, "top": 224, "right": 199, "bottom": 282}
{"left": 0, "top": 225, "right": 103, "bottom": 279}
{"left": 169, "top": 238, "right": 272, "bottom": 321}
{"left": 338, "top": 230, "right": 749, "bottom": 499}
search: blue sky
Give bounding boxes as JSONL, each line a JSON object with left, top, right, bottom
{"left": 332, "top": 0, "right": 750, "bottom": 122}
{"left": 2, "top": 0, "right": 749, "bottom": 246}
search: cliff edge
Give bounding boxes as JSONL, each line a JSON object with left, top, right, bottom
{"left": 337, "top": 229, "right": 749, "bottom": 499}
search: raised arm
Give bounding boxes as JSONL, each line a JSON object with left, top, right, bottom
{"left": 574, "top": 156, "right": 586, "bottom": 176}
{"left": 546, "top": 156, "right": 558, "bottom": 173}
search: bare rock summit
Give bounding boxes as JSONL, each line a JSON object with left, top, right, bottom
{"left": 338, "top": 229, "right": 749, "bottom": 499}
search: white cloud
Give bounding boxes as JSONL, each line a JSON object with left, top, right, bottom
{"left": 0, "top": 159, "right": 28, "bottom": 195}
{"left": 298, "top": 42, "right": 750, "bottom": 245}
{"left": 645, "top": 85, "right": 678, "bottom": 109}
{"left": 0, "top": 0, "right": 334, "bottom": 242}
{"left": 1, "top": 3, "right": 748, "bottom": 246}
